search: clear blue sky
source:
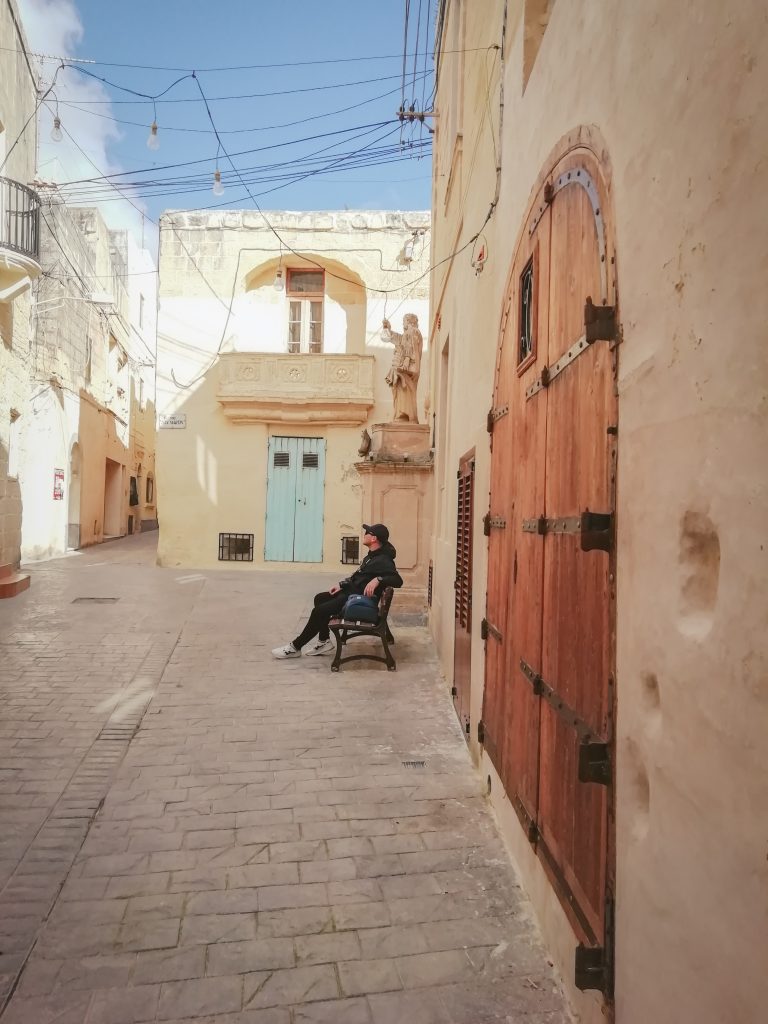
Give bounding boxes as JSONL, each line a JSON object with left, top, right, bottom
{"left": 52, "top": 0, "right": 434, "bottom": 223}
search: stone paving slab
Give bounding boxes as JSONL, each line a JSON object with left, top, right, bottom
{"left": 0, "top": 534, "right": 572, "bottom": 1023}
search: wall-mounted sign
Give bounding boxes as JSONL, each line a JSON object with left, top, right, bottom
{"left": 53, "top": 468, "right": 64, "bottom": 500}
{"left": 159, "top": 414, "right": 187, "bottom": 429}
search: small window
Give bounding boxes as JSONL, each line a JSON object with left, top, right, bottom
{"left": 273, "top": 451, "right": 290, "bottom": 468}
{"left": 302, "top": 452, "right": 319, "bottom": 469}
{"left": 287, "top": 295, "right": 324, "bottom": 354}
{"left": 341, "top": 536, "right": 360, "bottom": 564}
{"left": 287, "top": 269, "right": 324, "bottom": 295}
{"left": 218, "top": 533, "right": 254, "bottom": 562}
{"left": 146, "top": 475, "right": 154, "bottom": 503}
{"left": 519, "top": 258, "right": 534, "bottom": 364}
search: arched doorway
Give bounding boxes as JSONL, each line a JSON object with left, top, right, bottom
{"left": 483, "top": 135, "right": 618, "bottom": 995}
{"left": 67, "top": 442, "right": 82, "bottom": 549}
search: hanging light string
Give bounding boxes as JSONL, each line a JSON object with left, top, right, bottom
{"left": 0, "top": 61, "right": 64, "bottom": 173}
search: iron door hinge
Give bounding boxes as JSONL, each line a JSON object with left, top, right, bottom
{"left": 578, "top": 741, "right": 611, "bottom": 786}
{"left": 574, "top": 944, "right": 607, "bottom": 992}
{"left": 584, "top": 296, "right": 617, "bottom": 343}
{"left": 487, "top": 404, "right": 509, "bottom": 432}
{"left": 480, "top": 618, "right": 502, "bottom": 642}
{"left": 477, "top": 719, "right": 485, "bottom": 744}
{"left": 451, "top": 685, "right": 458, "bottom": 697}
{"left": 522, "top": 511, "right": 613, "bottom": 552}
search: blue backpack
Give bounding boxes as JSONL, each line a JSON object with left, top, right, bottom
{"left": 341, "top": 594, "right": 380, "bottom": 624}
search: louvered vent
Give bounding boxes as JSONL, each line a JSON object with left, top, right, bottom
{"left": 273, "top": 451, "right": 290, "bottom": 468}
{"left": 302, "top": 452, "right": 319, "bottom": 469}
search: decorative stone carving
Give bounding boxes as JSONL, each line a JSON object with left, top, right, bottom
{"left": 217, "top": 352, "right": 375, "bottom": 424}
{"left": 358, "top": 428, "right": 372, "bottom": 456}
{"left": 382, "top": 313, "right": 423, "bottom": 423}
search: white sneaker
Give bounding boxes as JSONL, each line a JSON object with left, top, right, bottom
{"left": 272, "top": 643, "right": 300, "bottom": 659}
{"left": 304, "top": 638, "right": 334, "bottom": 657}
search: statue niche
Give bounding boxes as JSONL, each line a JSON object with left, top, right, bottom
{"left": 382, "top": 313, "right": 423, "bottom": 424}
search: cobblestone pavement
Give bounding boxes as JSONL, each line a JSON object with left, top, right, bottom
{"left": 0, "top": 534, "right": 571, "bottom": 1024}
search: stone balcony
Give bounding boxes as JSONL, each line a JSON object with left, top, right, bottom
{"left": 216, "top": 351, "right": 376, "bottom": 424}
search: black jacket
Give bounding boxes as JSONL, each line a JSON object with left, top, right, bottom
{"left": 340, "top": 542, "right": 403, "bottom": 595}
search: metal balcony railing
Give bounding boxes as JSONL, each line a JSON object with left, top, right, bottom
{"left": 0, "top": 176, "right": 40, "bottom": 263}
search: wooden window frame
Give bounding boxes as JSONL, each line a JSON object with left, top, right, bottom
{"left": 286, "top": 268, "right": 325, "bottom": 354}
{"left": 516, "top": 248, "right": 538, "bottom": 376}
{"left": 286, "top": 268, "right": 325, "bottom": 296}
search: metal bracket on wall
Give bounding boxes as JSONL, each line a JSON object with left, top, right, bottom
{"left": 584, "top": 296, "right": 617, "bottom": 343}
{"left": 578, "top": 742, "right": 611, "bottom": 786}
{"left": 521, "top": 511, "right": 613, "bottom": 552}
{"left": 574, "top": 945, "right": 607, "bottom": 992}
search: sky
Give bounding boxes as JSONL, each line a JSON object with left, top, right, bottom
{"left": 17, "top": 0, "right": 435, "bottom": 249}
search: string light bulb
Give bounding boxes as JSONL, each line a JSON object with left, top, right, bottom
{"left": 50, "top": 117, "right": 63, "bottom": 143}
{"left": 146, "top": 121, "right": 160, "bottom": 151}
{"left": 273, "top": 268, "right": 284, "bottom": 292}
{"left": 380, "top": 322, "right": 392, "bottom": 342}
{"left": 212, "top": 169, "right": 224, "bottom": 197}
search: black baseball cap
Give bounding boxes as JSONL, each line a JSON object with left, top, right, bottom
{"left": 362, "top": 523, "right": 390, "bottom": 543}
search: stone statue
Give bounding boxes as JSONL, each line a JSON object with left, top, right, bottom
{"left": 358, "top": 428, "right": 372, "bottom": 456}
{"left": 382, "top": 313, "right": 423, "bottom": 423}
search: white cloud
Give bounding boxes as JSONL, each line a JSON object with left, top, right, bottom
{"left": 18, "top": 0, "right": 156, "bottom": 250}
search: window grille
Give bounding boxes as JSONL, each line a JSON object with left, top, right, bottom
{"left": 273, "top": 451, "right": 290, "bottom": 468}
{"left": 519, "top": 257, "right": 535, "bottom": 364}
{"left": 428, "top": 561, "right": 433, "bottom": 607}
{"left": 219, "top": 533, "right": 254, "bottom": 562}
{"left": 341, "top": 536, "right": 360, "bottom": 564}
{"left": 302, "top": 452, "right": 319, "bottom": 469}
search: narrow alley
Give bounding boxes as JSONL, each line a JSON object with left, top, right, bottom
{"left": 0, "top": 534, "right": 570, "bottom": 1024}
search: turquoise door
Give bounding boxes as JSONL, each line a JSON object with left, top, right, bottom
{"left": 265, "top": 436, "right": 325, "bottom": 562}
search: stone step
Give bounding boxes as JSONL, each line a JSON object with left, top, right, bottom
{"left": 0, "top": 569, "right": 31, "bottom": 599}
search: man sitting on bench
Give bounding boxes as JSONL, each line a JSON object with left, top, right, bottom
{"left": 272, "top": 524, "right": 403, "bottom": 659}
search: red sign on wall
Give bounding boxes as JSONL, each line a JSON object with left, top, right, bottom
{"left": 53, "top": 468, "right": 64, "bottom": 500}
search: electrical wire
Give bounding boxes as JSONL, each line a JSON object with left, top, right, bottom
{"left": 2, "top": 45, "right": 473, "bottom": 74}
{"left": 57, "top": 69, "right": 422, "bottom": 106}
{"left": 51, "top": 120, "right": 398, "bottom": 185}
{"left": 55, "top": 73, "right": 430, "bottom": 137}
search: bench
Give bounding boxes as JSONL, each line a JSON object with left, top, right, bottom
{"left": 329, "top": 587, "right": 397, "bottom": 672}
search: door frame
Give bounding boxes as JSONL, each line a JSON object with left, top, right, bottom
{"left": 481, "top": 125, "right": 618, "bottom": 1002}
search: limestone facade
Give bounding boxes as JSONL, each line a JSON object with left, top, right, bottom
{"left": 0, "top": 0, "right": 39, "bottom": 569}
{"left": 156, "top": 210, "right": 430, "bottom": 573}
{"left": 19, "top": 198, "right": 157, "bottom": 558}
{"left": 428, "top": 2, "right": 768, "bottom": 1023}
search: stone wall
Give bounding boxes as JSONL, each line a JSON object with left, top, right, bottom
{"left": 428, "top": 2, "right": 768, "bottom": 1023}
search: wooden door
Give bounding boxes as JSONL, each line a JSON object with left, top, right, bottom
{"left": 483, "top": 152, "right": 618, "bottom": 995}
{"left": 452, "top": 450, "right": 475, "bottom": 738}
{"left": 265, "top": 436, "right": 325, "bottom": 562}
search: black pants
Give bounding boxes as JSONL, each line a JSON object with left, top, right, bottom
{"left": 292, "top": 591, "right": 347, "bottom": 649}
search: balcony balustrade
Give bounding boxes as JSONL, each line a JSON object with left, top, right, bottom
{"left": 0, "top": 177, "right": 41, "bottom": 296}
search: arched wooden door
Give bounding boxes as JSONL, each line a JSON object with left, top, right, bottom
{"left": 483, "top": 149, "right": 618, "bottom": 996}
